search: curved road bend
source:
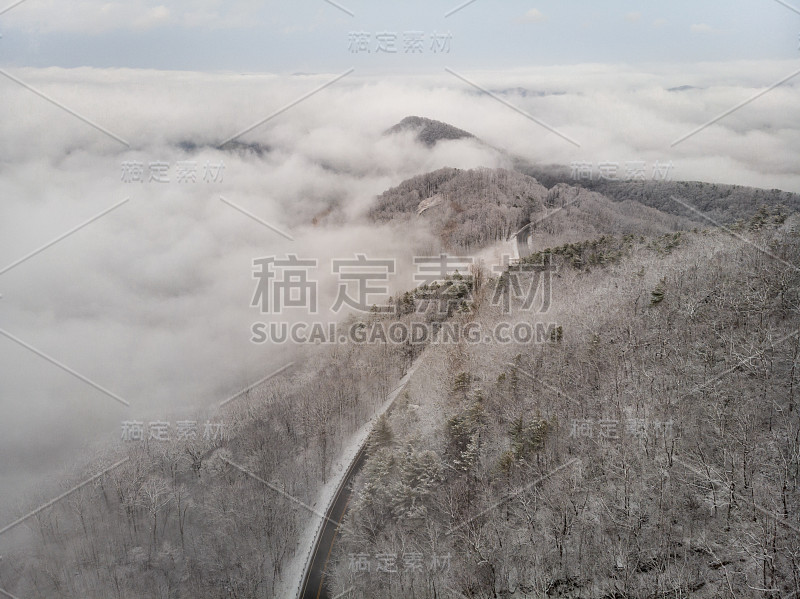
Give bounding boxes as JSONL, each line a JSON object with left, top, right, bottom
{"left": 299, "top": 227, "right": 531, "bottom": 597}
{"left": 299, "top": 362, "right": 420, "bottom": 599}
{"left": 514, "top": 223, "right": 533, "bottom": 260}
{"left": 299, "top": 444, "right": 368, "bottom": 599}
{"left": 295, "top": 225, "right": 531, "bottom": 598}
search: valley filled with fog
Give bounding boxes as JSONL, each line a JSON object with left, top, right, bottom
{"left": 2, "top": 2, "right": 800, "bottom": 597}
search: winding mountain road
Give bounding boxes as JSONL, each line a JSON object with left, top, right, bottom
{"left": 296, "top": 225, "right": 535, "bottom": 598}
{"left": 513, "top": 223, "right": 533, "bottom": 260}
{"left": 298, "top": 445, "right": 367, "bottom": 599}
{"left": 297, "top": 361, "right": 420, "bottom": 599}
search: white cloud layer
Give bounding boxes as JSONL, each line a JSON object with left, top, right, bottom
{"left": 0, "top": 60, "right": 798, "bottom": 516}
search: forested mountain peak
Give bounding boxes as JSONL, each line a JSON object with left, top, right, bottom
{"left": 369, "top": 167, "right": 696, "bottom": 250}
{"left": 384, "top": 116, "right": 476, "bottom": 147}
{"left": 369, "top": 167, "right": 548, "bottom": 248}
{"left": 370, "top": 162, "right": 800, "bottom": 251}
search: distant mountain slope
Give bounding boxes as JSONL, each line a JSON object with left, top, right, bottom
{"left": 517, "top": 160, "right": 800, "bottom": 225}
{"left": 384, "top": 116, "right": 476, "bottom": 147}
{"left": 369, "top": 167, "right": 547, "bottom": 248}
{"left": 381, "top": 117, "right": 800, "bottom": 232}
{"left": 369, "top": 167, "right": 695, "bottom": 250}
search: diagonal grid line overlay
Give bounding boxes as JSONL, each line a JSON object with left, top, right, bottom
{"left": 673, "top": 458, "right": 800, "bottom": 535}
{"left": 0, "top": 588, "right": 23, "bottom": 599}
{"left": 445, "top": 68, "right": 581, "bottom": 147}
{"left": 514, "top": 364, "right": 582, "bottom": 406}
{"left": 0, "top": 327, "right": 131, "bottom": 407}
{"left": 514, "top": 332, "right": 799, "bottom": 535}
{"left": 671, "top": 66, "right": 800, "bottom": 147}
{"left": 322, "top": 0, "right": 354, "bottom": 17}
{"left": 0, "top": 69, "right": 129, "bottom": 147}
{"left": 515, "top": 194, "right": 586, "bottom": 241}
{"left": 0, "top": 458, "right": 129, "bottom": 536}
{"left": 218, "top": 68, "right": 354, "bottom": 148}
{"left": 219, "top": 197, "right": 295, "bottom": 241}
{"left": 687, "top": 328, "right": 800, "bottom": 396}
{"left": 447, "top": 459, "right": 579, "bottom": 535}
{"left": 0, "top": 198, "right": 130, "bottom": 276}
{"left": 0, "top": 0, "right": 28, "bottom": 17}
{"left": 219, "top": 362, "right": 295, "bottom": 407}
{"left": 220, "top": 457, "right": 355, "bottom": 535}
{"left": 445, "top": 0, "right": 479, "bottom": 18}
{"left": 670, "top": 195, "right": 800, "bottom": 273}
{"left": 773, "top": 0, "right": 800, "bottom": 16}
{"left": 517, "top": 324, "right": 799, "bottom": 415}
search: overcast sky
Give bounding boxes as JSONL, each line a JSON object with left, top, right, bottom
{"left": 0, "top": 0, "right": 798, "bottom": 71}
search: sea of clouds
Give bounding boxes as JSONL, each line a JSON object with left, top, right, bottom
{"left": 0, "top": 60, "right": 798, "bottom": 520}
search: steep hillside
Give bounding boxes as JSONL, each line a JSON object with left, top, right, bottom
{"left": 369, "top": 167, "right": 696, "bottom": 250}
{"left": 6, "top": 111, "right": 800, "bottom": 599}
{"left": 517, "top": 160, "right": 800, "bottom": 225}
{"left": 329, "top": 218, "right": 800, "bottom": 599}
{"left": 369, "top": 167, "right": 547, "bottom": 249}
{"left": 0, "top": 339, "right": 424, "bottom": 598}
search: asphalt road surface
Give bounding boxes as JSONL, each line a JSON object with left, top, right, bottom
{"left": 299, "top": 444, "right": 369, "bottom": 599}
{"left": 296, "top": 333, "right": 419, "bottom": 598}
{"left": 298, "top": 233, "right": 529, "bottom": 598}
{"left": 515, "top": 224, "right": 532, "bottom": 260}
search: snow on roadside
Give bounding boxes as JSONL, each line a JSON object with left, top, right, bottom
{"left": 277, "top": 358, "right": 423, "bottom": 599}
